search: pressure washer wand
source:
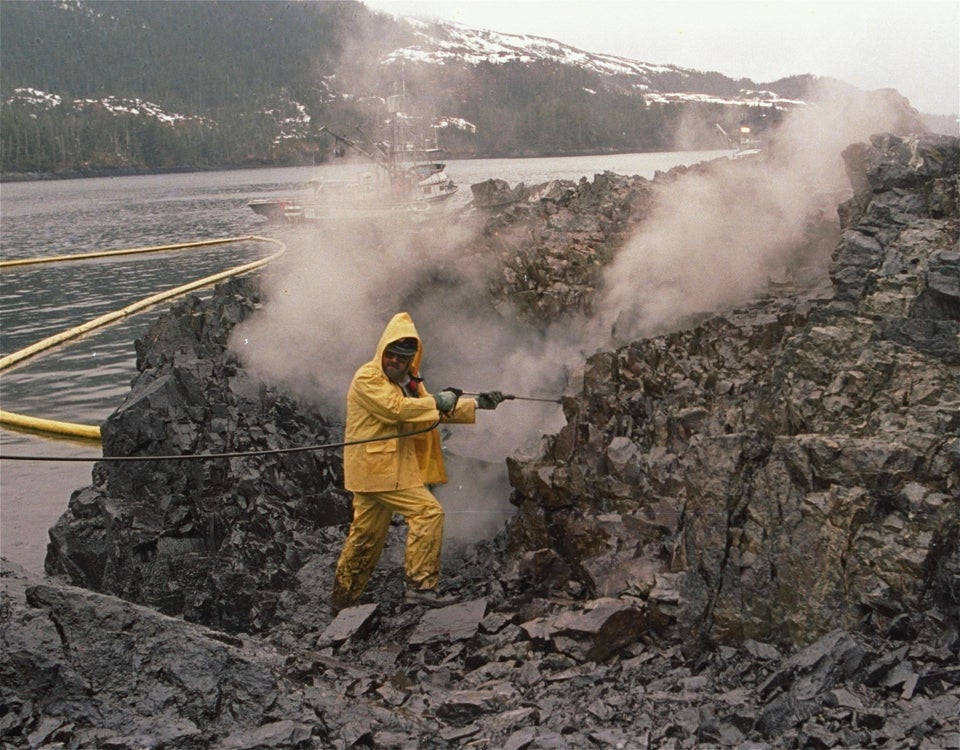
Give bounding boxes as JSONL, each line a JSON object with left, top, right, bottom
{"left": 461, "top": 391, "right": 562, "bottom": 404}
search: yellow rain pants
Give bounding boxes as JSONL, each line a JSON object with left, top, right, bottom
{"left": 332, "top": 486, "right": 444, "bottom": 610}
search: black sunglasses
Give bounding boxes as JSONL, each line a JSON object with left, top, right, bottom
{"left": 384, "top": 350, "right": 413, "bottom": 362}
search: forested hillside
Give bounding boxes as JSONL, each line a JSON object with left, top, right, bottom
{"left": 1, "top": 0, "right": 796, "bottom": 175}
{"left": 1, "top": 0, "right": 384, "bottom": 172}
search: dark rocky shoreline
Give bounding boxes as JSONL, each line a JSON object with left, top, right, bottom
{"left": 2, "top": 132, "right": 958, "bottom": 749}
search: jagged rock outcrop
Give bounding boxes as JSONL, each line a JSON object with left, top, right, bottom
{"left": 45, "top": 280, "right": 351, "bottom": 633}
{"left": 504, "top": 133, "right": 959, "bottom": 650}
{"left": 470, "top": 170, "right": 661, "bottom": 325}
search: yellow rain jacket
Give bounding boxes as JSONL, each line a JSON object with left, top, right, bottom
{"left": 343, "top": 312, "right": 475, "bottom": 492}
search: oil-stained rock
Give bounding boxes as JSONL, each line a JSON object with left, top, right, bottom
{"left": 505, "top": 133, "right": 960, "bottom": 654}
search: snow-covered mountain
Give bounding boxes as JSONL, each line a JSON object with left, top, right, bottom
{"left": 5, "top": 88, "right": 211, "bottom": 124}
{"left": 379, "top": 16, "right": 806, "bottom": 111}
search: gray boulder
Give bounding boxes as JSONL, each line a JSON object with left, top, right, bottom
{"left": 45, "top": 277, "right": 351, "bottom": 633}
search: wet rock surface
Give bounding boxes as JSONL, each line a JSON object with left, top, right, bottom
{"left": 4, "top": 556, "right": 958, "bottom": 749}
{"left": 44, "top": 280, "right": 351, "bottom": 633}
{"left": 470, "top": 169, "right": 666, "bottom": 326}
{"left": 3, "top": 133, "right": 958, "bottom": 749}
{"left": 503, "top": 134, "right": 958, "bottom": 655}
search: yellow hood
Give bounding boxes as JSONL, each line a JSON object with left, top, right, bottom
{"left": 373, "top": 312, "right": 423, "bottom": 377}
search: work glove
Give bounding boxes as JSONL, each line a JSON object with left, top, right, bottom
{"left": 433, "top": 390, "right": 458, "bottom": 414}
{"left": 476, "top": 390, "right": 506, "bottom": 410}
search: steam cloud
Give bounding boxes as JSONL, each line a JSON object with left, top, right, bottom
{"left": 597, "top": 80, "right": 918, "bottom": 341}
{"left": 230, "top": 79, "right": 919, "bottom": 543}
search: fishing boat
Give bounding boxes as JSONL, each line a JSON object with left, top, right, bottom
{"left": 715, "top": 122, "right": 763, "bottom": 159}
{"left": 248, "top": 96, "right": 469, "bottom": 224}
{"left": 732, "top": 124, "right": 763, "bottom": 158}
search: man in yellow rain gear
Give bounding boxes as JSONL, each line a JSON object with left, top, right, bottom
{"left": 332, "top": 312, "right": 505, "bottom": 611}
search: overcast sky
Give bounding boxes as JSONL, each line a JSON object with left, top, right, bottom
{"left": 362, "top": 0, "right": 960, "bottom": 117}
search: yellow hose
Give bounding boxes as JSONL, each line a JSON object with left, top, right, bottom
{"left": 0, "top": 236, "right": 255, "bottom": 268}
{"left": 0, "top": 411, "right": 101, "bottom": 441}
{"left": 0, "top": 235, "right": 286, "bottom": 441}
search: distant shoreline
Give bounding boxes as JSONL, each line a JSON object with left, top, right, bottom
{"left": 0, "top": 164, "right": 266, "bottom": 183}
{"left": 0, "top": 147, "right": 689, "bottom": 183}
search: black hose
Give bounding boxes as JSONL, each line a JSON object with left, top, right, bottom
{"left": 0, "top": 420, "right": 441, "bottom": 463}
{"left": 2, "top": 390, "right": 562, "bottom": 462}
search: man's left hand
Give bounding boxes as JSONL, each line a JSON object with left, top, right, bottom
{"left": 476, "top": 391, "right": 505, "bottom": 410}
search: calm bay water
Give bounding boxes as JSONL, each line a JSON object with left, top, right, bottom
{"left": 0, "top": 149, "right": 729, "bottom": 572}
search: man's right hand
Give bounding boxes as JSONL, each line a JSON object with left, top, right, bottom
{"left": 433, "top": 390, "right": 458, "bottom": 414}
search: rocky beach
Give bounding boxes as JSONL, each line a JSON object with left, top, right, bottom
{"left": 2, "top": 130, "right": 958, "bottom": 749}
